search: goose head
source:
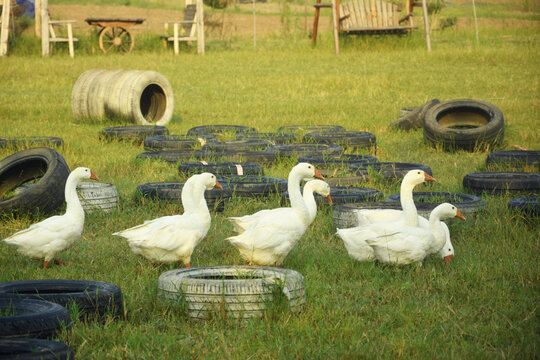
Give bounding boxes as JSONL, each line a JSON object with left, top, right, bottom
{"left": 432, "top": 203, "right": 465, "bottom": 264}
{"left": 295, "top": 162, "right": 324, "bottom": 182}
{"left": 403, "top": 169, "right": 436, "bottom": 186}
{"left": 305, "top": 179, "right": 332, "bottom": 205}
{"left": 199, "top": 172, "right": 223, "bottom": 191}
{"left": 72, "top": 167, "right": 99, "bottom": 182}
{"left": 440, "top": 241, "right": 455, "bottom": 264}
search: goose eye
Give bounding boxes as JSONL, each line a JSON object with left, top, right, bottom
{"left": 448, "top": 249, "right": 451, "bottom": 251}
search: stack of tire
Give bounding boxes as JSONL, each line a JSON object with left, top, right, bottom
{"left": 390, "top": 99, "right": 505, "bottom": 152}
{"left": 0, "top": 280, "right": 123, "bottom": 359}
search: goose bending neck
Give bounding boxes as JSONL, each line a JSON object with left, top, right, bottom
{"left": 65, "top": 175, "right": 84, "bottom": 218}
{"left": 288, "top": 169, "right": 309, "bottom": 224}
{"left": 400, "top": 177, "right": 419, "bottom": 226}
{"left": 182, "top": 176, "right": 210, "bottom": 218}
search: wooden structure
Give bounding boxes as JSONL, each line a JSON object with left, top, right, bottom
{"left": 85, "top": 18, "right": 145, "bottom": 53}
{"left": 312, "top": 0, "right": 431, "bottom": 52}
{"left": 162, "top": 0, "right": 205, "bottom": 55}
{"left": 0, "top": 0, "right": 11, "bottom": 56}
{"left": 47, "top": 19, "right": 78, "bottom": 58}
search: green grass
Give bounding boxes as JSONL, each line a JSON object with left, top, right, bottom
{"left": 1, "top": 5, "right": 539, "bottom": 359}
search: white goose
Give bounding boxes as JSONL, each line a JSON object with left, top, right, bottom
{"left": 226, "top": 163, "right": 324, "bottom": 266}
{"left": 365, "top": 203, "right": 465, "bottom": 266}
{"left": 3, "top": 167, "right": 99, "bottom": 268}
{"left": 229, "top": 178, "right": 331, "bottom": 233}
{"left": 113, "top": 173, "right": 222, "bottom": 267}
{"left": 337, "top": 169, "right": 434, "bottom": 262}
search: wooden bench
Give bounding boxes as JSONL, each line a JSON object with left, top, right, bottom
{"left": 339, "top": 0, "right": 417, "bottom": 33}
{"left": 162, "top": 0, "right": 205, "bottom": 55}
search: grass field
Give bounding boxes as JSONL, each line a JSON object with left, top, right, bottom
{"left": 1, "top": 1, "right": 539, "bottom": 358}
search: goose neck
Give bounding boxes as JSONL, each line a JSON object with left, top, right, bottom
{"left": 400, "top": 180, "right": 418, "bottom": 226}
{"left": 65, "top": 176, "right": 84, "bottom": 218}
{"left": 288, "top": 171, "right": 310, "bottom": 224}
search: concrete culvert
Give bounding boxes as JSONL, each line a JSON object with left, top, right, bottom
{"left": 72, "top": 69, "right": 174, "bottom": 126}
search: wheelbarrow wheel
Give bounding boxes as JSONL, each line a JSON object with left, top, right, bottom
{"left": 99, "top": 26, "right": 135, "bottom": 53}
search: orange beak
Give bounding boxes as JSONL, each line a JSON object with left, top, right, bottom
{"left": 214, "top": 180, "right": 223, "bottom": 190}
{"left": 455, "top": 209, "right": 466, "bottom": 221}
{"left": 424, "top": 173, "right": 436, "bottom": 182}
{"left": 90, "top": 172, "right": 99, "bottom": 181}
{"left": 326, "top": 194, "right": 333, "bottom": 205}
{"left": 314, "top": 168, "right": 325, "bottom": 180}
{"left": 443, "top": 254, "right": 453, "bottom": 264}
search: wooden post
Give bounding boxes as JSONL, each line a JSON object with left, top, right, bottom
{"left": 252, "top": 0, "right": 256, "bottom": 49}
{"left": 421, "top": 0, "right": 431, "bottom": 51}
{"left": 331, "top": 0, "right": 340, "bottom": 54}
{"left": 312, "top": 0, "right": 321, "bottom": 45}
{"left": 0, "top": 0, "right": 10, "bottom": 56}
{"left": 472, "top": 0, "right": 479, "bottom": 42}
{"left": 173, "top": 23, "right": 179, "bottom": 54}
{"left": 35, "top": 0, "right": 42, "bottom": 37}
{"left": 67, "top": 23, "right": 74, "bottom": 58}
{"left": 41, "top": 0, "right": 50, "bottom": 56}
{"left": 197, "top": 0, "right": 205, "bottom": 54}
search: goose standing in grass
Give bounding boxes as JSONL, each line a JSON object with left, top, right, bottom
{"left": 3, "top": 167, "right": 99, "bottom": 268}
{"left": 337, "top": 169, "right": 435, "bottom": 262}
{"left": 365, "top": 203, "right": 465, "bottom": 266}
{"left": 113, "top": 173, "right": 222, "bottom": 267}
{"left": 226, "top": 163, "right": 324, "bottom": 266}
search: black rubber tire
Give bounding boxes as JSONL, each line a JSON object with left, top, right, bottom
{"left": 423, "top": 99, "right": 505, "bottom": 151}
{"left": 0, "top": 296, "right": 72, "bottom": 339}
{"left": 0, "top": 338, "right": 75, "bottom": 360}
{"left": 186, "top": 125, "right": 256, "bottom": 136}
{"left": 303, "top": 131, "right": 376, "bottom": 150}
{"left": 136, "top": 182, "right": 232, "bottom": 212}
{"left": 463, "top": 172, "right": 540, "bottom": 195}
{"left": 389, "top": 99, "right": 440, "bottom": 131}
{"left": 178, "top": 162, "right": 264, "bottom": 177}
{"left": 202, "top": 139, "right": 272, "bottom": 152}
{"left": 267, "top": 143, "right": 343, "bottom": 158}
{"left": 236, "top": 132, "right": 298, "bottom": 144}
{"left": 282, "top": 186, "right": 383, "bottom": 206}
{"left": 0, "top": 147, "right": 71, "bottom": 216}
{"left": 298, "top": 154, "right": 378, "bottom": 169}
{"left": 277, "top": 125, "right": 345, "bottom": 134}
{"left": 206, "top": 150, "right": 278, "bottom": 164}
{"left": 0, "top": 280, "right": 123, "bottom": 321}
{"left": 136, "top": 150, "right": 212, "bottom": 163}
{"left": 0, "top": 137, "right": 64, "bottom": 150}
{"left": 508, "top": 195, "right": 540, "bottom": 217}
{"left": 100, "top": 125, "right": 169, "bottom": 143}
{"left": 158, "top": 266, "right": 305, "bottom": 319}
{"left": 351, "top": 162, "right": 433, "bottom": 181}
{"left": 385, "top": 191, "right": 486, "bottom": 218}
{"left": 144, "top": 134, "right": 216, "bottom": 151}
{"left": 486, "top": 150, "right": 540, "bottom": 169}
{"left": 216, "top": 175, "right": 288, "bottom": 198}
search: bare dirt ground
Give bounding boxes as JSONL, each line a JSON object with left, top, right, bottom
{"left": 49, "top": 3, "right": 536, "bottom": 41}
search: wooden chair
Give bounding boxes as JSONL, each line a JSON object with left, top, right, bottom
{"left": 339, "top": 0, "right": 417, "bottom": 34}
{"left": 47, "top": 18, "right": 78, "bottom": 58}
{"left": 162, "top": 0, "right": 205, "bottom": 55}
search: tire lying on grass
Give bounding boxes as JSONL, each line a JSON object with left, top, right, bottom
{"left": 268, "top": 143, "right": 343, "bottom": 158}
{"left": 72, "top": 69, "right": 174, "bottom": 125}
{"left": 0, "top": 280, "right": 123, "bottom": 320}
{"left": 136, "top": 149, "right": 212, "bottom": 163}
{"left": 136, "top": 182, "right": 232, "bottom": 212}
{"left": 350, "top": 162, "right": 433, "bottom": 181}
{"left": 236, "top": 132, "right": 298, "bottom": 144}
{"left": 282, "top": 186, "right": 383, "bottom": 207}
{"left": 0, "top": 147, "right": 70, "bottom": 216}
{"left": 486, "top": 150, "right": 539, "bottom": 169}
{"left": 178, "top": 162, "right": 264, "bottom": 177}
{"left": 77, "top": 182, "right": 119, "bottom": 213}
{"left": 100, "top": 125, "right": 169, "bottom": 143}
{"left": 202, "top": 139, "right": 272, "bottom": 152}
{"left": 144, "top": 134, "right": 216, "bottom": 151}
{"left": 303, "top": 131, "right": 376, "bottom": 150}
{"left": 0, "top": 137, "right": 64, "bottom": 149}
{"left": 423, "top": 99, "right": 504, "bottom": 151}
{"left": 508, "top": 195, "right": 539, "bottom": 217}
{"left": 186, "top": 125, "right": 256, "bottom": 137}
{"left": 0, "top": 296, "right": 72, "bottom": 339}
{"left": 389, "top": 99, "right": 440, "bottom": 131}
{"left": 463, "top": 172, "right": 540, "bottom": 195}
{"left": 298, "top": 154, "right": 378, "bottom": 169}
{"left": 384, "top": 191, "right": 486, "bottom": 219}
{"left": 0, "top": 338, "right": 75, "bottom": 360}
{"left": 277, "top": 125, "right": 345, "bottom": 134}
{"left": 216, "top": 175, "right": 288, "bottom": 198}
{"left": 207, "top": 150, "right": 278, "bottom": 164}
{"left": 158, "top": 266, "right": 306, "bottom": 320}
